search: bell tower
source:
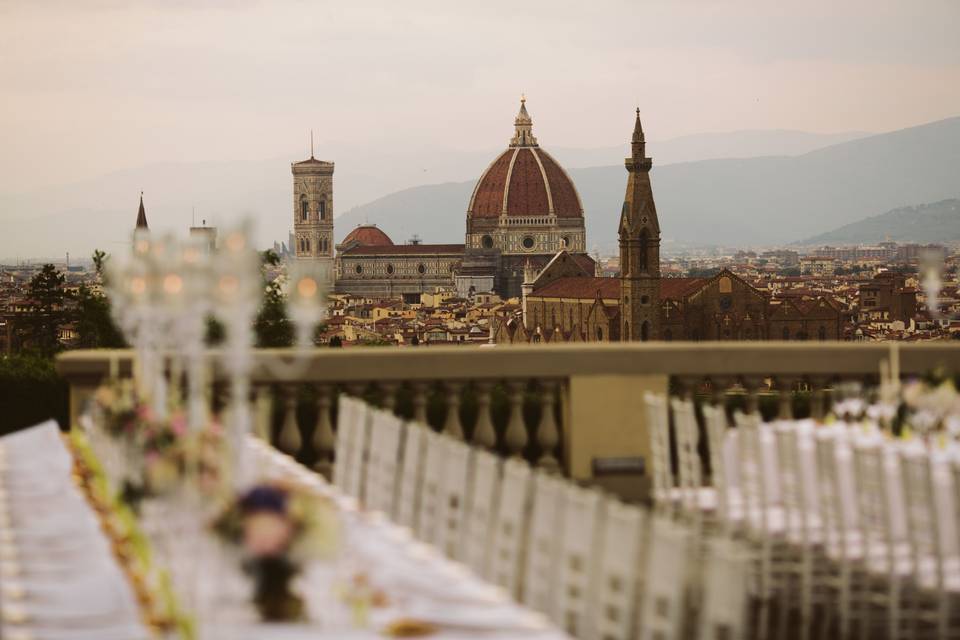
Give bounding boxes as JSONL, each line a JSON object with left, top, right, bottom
{"left": 619, "top": 110, "right": 661, "bottom": 341}
{"left": 291, "top": 135, "right": 335, "bottom": 286}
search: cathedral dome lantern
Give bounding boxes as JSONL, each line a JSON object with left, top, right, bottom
{"left": 467, "top": 98, "right": 583, "bottom": 222}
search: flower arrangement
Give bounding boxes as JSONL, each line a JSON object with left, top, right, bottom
{"left": 212, "top": 481, "right": 339, "bottom": 621}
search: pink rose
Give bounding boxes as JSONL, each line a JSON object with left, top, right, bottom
{"left": 243, "top": 512, "right": 295, "bottom": 557}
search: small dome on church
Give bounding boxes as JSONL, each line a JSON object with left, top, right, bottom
{"left": 467, "top": 98, "right": 583, "bottom": 220}
{"left": 342, "top": 224, "right": 394, "bottom": 247}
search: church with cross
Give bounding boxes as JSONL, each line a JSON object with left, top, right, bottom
{"left": 495, "top": 111, "right": 843, "bottom": 344}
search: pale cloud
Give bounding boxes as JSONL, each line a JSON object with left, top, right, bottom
{"left": 0, "top": 0, "right": 958, "bottom": 193}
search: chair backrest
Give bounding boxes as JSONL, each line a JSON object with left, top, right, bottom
{"left": 702, "top": 404, "right": 729, "bottom": 520}
{"left": 488, "top": 458, "right": 532, "bottom": 598}
{"left": 643, "top": 391, "right": 673, "bottom": 503}
{"left": 416, "top": 429, "right": 447, "bottom": 544}
{"left": 774, "top": 421, "right": 811, "bottom": 543}
{"left": 335, "top": 395, "right": 370, "bottom": 500}
{"left": 553, "top": 483, "right": 602, "bottom": 638}
{"left": 899, "top": 446, "right": 943, "bottom": 590}
{"left": 521, "top": 470, "right": 566, "bottom": 614}
{"left": 590, "top": 499, "right": 645, "bottom": 640}
{"left": 364, "top": 409, "right": 405, "bottom": 517}
{"left": 699, "top": 536, "right": 750, "bottom": 640}
{"left": 852, "top": 436, "right": 897, "bottom": 575}
{"left": 734, "top": 410, "right": 772, "bottom": 534}
{"left": 434, "top": 437, "right": 473, "bottom": 560}
{"left": 462, "top": 448, "right": 501, "bottom": 577}
{"left": 814, "top": 428, "right": 848, "bottom": 558}
{"left": 395, "top": 422, "right": 428, "bottom": 532}
{"left": 638, "top": 516, "right": 691, "bottom": 640}
{"left": 671, "top": 397, "right": 702, "bottom": 502}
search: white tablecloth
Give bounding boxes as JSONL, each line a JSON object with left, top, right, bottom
{"left": 0, "top": 421, "right": 151, "bottom": 640}
{"left": 2, "top": 422, "right": 567, "bottom": 639}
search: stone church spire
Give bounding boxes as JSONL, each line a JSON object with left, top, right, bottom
{"left": 509, "top": 96, "right": 538, "bottom": 147}
{"left": 619, "top": 109, "right": 661, "bottom": 341}
{"left": 135, "top": 193, "right": 149, "bottom": 230}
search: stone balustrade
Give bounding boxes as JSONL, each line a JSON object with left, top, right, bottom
{"left": 56, "top": 342, "right": 960, "bottom": 500}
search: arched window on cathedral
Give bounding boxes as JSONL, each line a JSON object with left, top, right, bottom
{"left": 641, "top": 321, "right": 650, "bottom": 342}
{"left": 300, "top": 196, "right": 308, "bottom": 221}
{"left": 319, "top": 201, "right": 326, "bottom": 220}
{"left": 305, "top": 238, "right": 311, "bottom": 253}
{"left": 638, "top": 229, "right": 649, "bottom": 273}
{"left": 596, "top": 327, "right": 603, "bottom": 341}
{"left": 818, "top": 325, "right": 827, "bottom": 341}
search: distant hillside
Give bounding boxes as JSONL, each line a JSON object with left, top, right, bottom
{"left": 798, "top": 199, "right": 960, "bottom": 246}
{"left": 0, "top": 129, "right": 867, "bottom": 260}
{"left": 336, "top": 117, "right": 960, "bottom": 252}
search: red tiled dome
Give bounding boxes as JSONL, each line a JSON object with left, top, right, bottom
{"left": 342, "top": 224, "right": 394, "bottom": 247}
{"left": 467, "top": 143, "right": 583, "bottom": 219}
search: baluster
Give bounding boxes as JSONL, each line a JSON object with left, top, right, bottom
{"left": 536, "top": 380, "right": 560, "bottom": 472}
{"left": 380, "top": 382, "right": 399, "bottom": 413}
{"left": 777, "top": 376, "right": 796, "bottom": 420}
{"left": 504, "top": 380, "right": 528, "bottom": 457}
{"left": 810, "top": 376, "right": 828, "bottom": 421}
{"left": 471, "top": 382, "right": 496, "bottom": 450}
{"left": 253, "top": 384, "right": 273, "bottom": 442}
{"left": 443, "top": 381, "right": 464, "bottom": 440}
{"left": 313, "top": 385, "right": 334, "bottom": 479}
{"left": 278, "top": 385, "right": 302, "bottom": 456}
{"left": 411, "top": 382, "right": 429, "bottom": 425}
{"left": 742, "top": 376, "right": 763, "bottom": 416}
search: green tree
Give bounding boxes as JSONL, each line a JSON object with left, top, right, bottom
{"left": 73, "top": 250, "right": 126, "bottom": 349}
{"left": 253, "top": 249, "right": 293, "bottom": 347}
{"left": 22, "top": 264, "right": 67, "bottom": 357}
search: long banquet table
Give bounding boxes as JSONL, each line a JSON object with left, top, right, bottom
{"left": 0, "top": 422, "right": 569, "bottom": 639}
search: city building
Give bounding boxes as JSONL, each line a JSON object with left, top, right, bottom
{"left": 308, "top": 98, "right": 593, "bottom": 300}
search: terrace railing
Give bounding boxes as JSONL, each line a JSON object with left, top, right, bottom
{"left": 56, "top": 342, "right": 960, "bottom": 501}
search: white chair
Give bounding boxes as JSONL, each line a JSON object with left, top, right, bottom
{"left": 671, "top": 397, "right": 703, "bottom": 511}
{"left": 434, "top": 437, "right": 473, "bottom": 561}
{"left": 814, "top": 426, "right": 858, "bottom": 638}
{"left": 699, "top": 536, "right": 751, "bottom": 640}
{"left": 395, "top": 421, "right": 428, "bottom": 532}
{"left": 521, "top": 470, "right": 566, "bottom": 614}
{"left": 852, "top": 434, "right": 908, "bottom": 640}
{"left": 643, "top": 391, "right": 674, "bottom": 506}
{"left": 703, "top": 403, "right": 732, "bottom": 526}
{"left": 334, "top": 395, "right": 370, "bottom": 501}
{"left": 364, "top": 409, "right": 405, "bottom": 517}
{"left": 552, "top": 483, "right": 602, "bottom": 638}
{"left": 462, "top": 448, "right": 501, "bottom": 577}
{"left": 487, "top": 458, "right": 532, "bottom": 598}
{"left": 638, "top": 515, "right": 691, "bottom": 640}
{"left": 416, "top": 429, "right": 447, "bottom": 545}
{"left": 899, "top": 445, "right": 954, "bottom": 638}
{"left": 590, "top": 499, "right": 645, "bottom": 640}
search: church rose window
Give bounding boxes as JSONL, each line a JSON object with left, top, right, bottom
{"left": 417, "top": 263, "right": 426, "bottom": 275}
{"left": 355, "top": 264, "right": 362, "bottom": 274}
{"left": 386, "top": 264, "right": 394, "bottom": 275}
{"left": 522, "top": 236, "right": 535, "bottom": 250}
{"left": 482, "top": 235, "right": 494, "bottom": 249}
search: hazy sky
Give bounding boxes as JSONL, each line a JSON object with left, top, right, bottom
{"left": 2, "top": 0, "right": 959, "bottom": 194}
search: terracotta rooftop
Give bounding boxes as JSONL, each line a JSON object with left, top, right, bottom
{"left": 660, "top": 277, "right": 707, "bottom": 300}
{"left": 532, "top": 276, "right": 620, "bottom": 299}
{"left": 342, "top": 225, "right": 394, "bottom": 247}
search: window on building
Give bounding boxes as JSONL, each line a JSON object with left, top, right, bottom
{"left": 319, "top": 201, "right": 326, "bottom": 219}
{"left": 641, "top": 321, "right": 650, "bottom": 342}
{"left": 639, "top": 229, "right": 649, "bottom": 271}
{"left": 355, "top": 264, "right": 363, "bottom": 274}
{"left": 386, "top": 264, "right": 394, "bottom": 275}
{"left": 481, "top": 235, "right": 494, "bottom": 249}
{"left": 818, "top": 325, "right": 827, "bottom": 341}
{"left": 522, "top": 236, "right": 535, "bottom": 250}
{"left": 417, "top": 264, "right": 426, "bottom": 275}
{"left": 300, "top": 196, "right": 308, "bottom": 221}
{"left": 596, "top": 327, "right": 603, "bottom": 341}
{"left": 719, "top": 276, "right": 733, "bottom": 294}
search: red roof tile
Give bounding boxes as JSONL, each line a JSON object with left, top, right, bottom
{"left": 532, "top": 276, "right": 620, "bottom": 299}
{"left": 660, "top": 277, "right": 706, "bottom": 300}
